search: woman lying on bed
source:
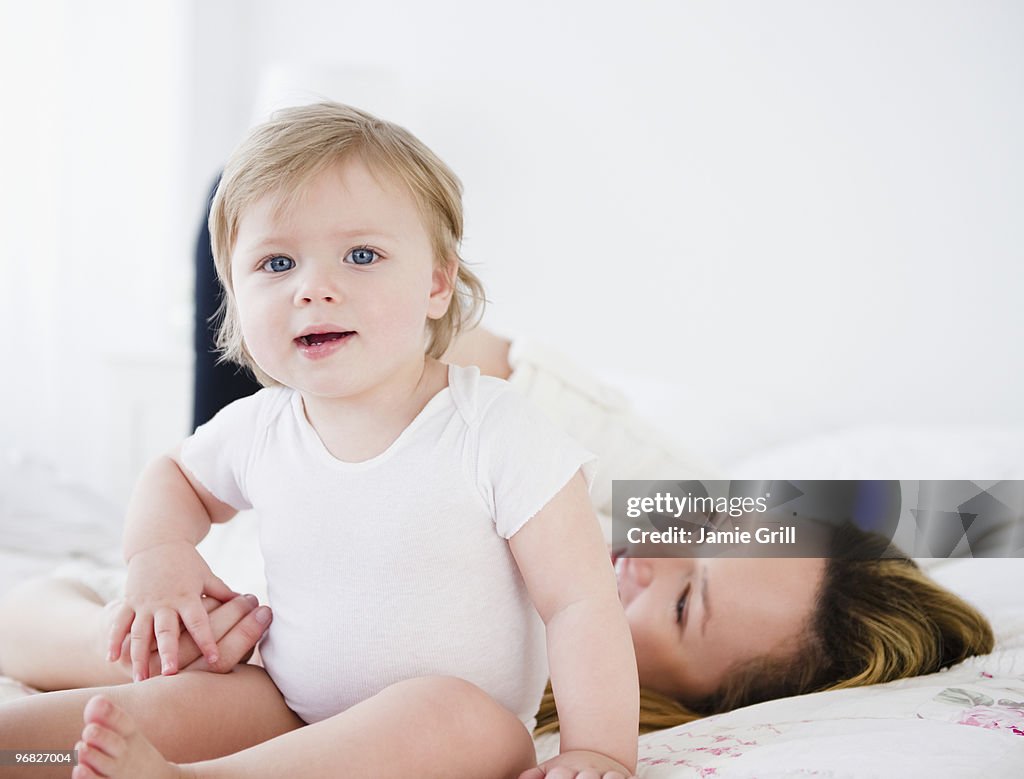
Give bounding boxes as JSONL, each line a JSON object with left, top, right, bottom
{"left": 0, "top": 329, "right": 995, "bottom": 778}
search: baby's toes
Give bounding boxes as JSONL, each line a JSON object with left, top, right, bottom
{"left": 79, "top": 727, "right": 123, "bottom": 774}
{"left": 76, "top": 693, "right": 180, "bottom": 779}
{"left": 83, "top": 695, "right": 136, "bottom": 738}
{"left": 71, "top": 759, "right": 105, "bottom": 779}
{"left": 82, "top": 720, "right": 126, "bottom": 756}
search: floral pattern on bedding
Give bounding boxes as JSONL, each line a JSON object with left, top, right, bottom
{"left": 637, "top": 722, "right": 789, "bottom": 775}
{"left": 633, "top": 671, "right": 1024, "bottom": 777}
{"left": 927, "top": 674, "right": 1024, "bottom": 737}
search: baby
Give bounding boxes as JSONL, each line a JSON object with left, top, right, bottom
{"left": 86, "top": 103, "right": 638, "bottom": 778}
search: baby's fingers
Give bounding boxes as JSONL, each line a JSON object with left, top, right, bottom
{"left": 106, "top": 602, "right": 134, "bottom": 662}
{"left": 129, "top": 612, "right": 154, "bottom": 682}
{"left": 153, "top": 607, "right": 181, "bottom": 675}
{"left": 180, "top": 600, "right": 221, "bottom": 670}
{"left": 518, "top": 765, "right": 633, "bottom": 779}
{"left": 540, "top": 770, "right": 578, "bottom": 779}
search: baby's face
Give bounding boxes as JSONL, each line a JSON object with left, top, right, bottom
{"left": 229, "top": 158, "right": 453, "bottom": 400}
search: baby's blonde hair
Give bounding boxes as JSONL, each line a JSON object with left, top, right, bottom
{"left": 208, "top": 102, "right": 485, "bottom": 385}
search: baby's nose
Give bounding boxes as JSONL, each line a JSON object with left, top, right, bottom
{"left": 295, "top": 270, "right": 342, "bottom": 304}
{"left": 299, "top": 290, "right": 336, "bottom": 303}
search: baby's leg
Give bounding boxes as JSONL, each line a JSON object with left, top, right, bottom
{"left": 73, "top": 676, "right": 536, "bottom": 779}
{"left": 0, "top": 666, "right": 301, "bottom": 779}
{"left": 0, "top": 576, "right": 128, "bottom": 690}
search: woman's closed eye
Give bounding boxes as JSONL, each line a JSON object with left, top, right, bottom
{"left": 260, "top": 255, "right": 295, "bottom": 273}
{"left": 345, "top": 246, "right": 380, "bottom": 266}
{"left": 675, "top": 584, "right": 690, "bottom": 627}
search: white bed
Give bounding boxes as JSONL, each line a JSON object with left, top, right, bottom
{"left": 2, "top": 428, "right": 1023, "bottom": 776}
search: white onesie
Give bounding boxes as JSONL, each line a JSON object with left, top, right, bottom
{"left": 181, "top": 363, "right": 595, "bottom": 727}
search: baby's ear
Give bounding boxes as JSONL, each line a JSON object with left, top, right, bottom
{"left": 427, "top": 255, "right": 458, "bottom": 319}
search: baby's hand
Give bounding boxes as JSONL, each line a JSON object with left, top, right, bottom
{"left": 517, "top": 751, "right": 636, "bottom": 779}
{"left": 107, "top": 540, "right": 238, "bottom": 681}
{"left": 105, "top": 593, "right": 271, "bottom": 680}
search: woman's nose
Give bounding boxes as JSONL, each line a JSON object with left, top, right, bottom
{"left": 633, "top": 559, "right": 653, "bottom": 587}
{"left": 623, "top": 558, "right": 653, "bottom": 588}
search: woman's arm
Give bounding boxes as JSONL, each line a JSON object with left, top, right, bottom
{"left": 0, "top": 580, "right": 270, "bottom": 691}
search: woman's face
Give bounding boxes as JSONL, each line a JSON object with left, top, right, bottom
{"left": 616, "top": 555, "right": 825, "bottom": 703}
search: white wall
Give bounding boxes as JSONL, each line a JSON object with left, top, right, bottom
{"left": 184, "top": 0, "right": 1024, "bottom": 466}
{"left": 1, "top": 0, "right": 193, "bottom": 504}
{"left": 2, "top": 0, "right": 1022, "bottom": 503}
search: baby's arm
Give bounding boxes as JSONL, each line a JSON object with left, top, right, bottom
{"left": 107, "top": 444, "right": 240, "bottom": 682}
{"left": 510, "top": 471, "right": 639, "bottom": 778}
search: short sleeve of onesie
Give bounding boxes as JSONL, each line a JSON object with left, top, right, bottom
{"left": 475, "top": 385, "right": 597, "bottom": 539}
{"left": 179, "top": 388, "right": 285, "bottom": 511}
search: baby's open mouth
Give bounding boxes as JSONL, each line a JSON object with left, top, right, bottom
{"left": 296, "top": 331, "right": 354, "bottom": 347}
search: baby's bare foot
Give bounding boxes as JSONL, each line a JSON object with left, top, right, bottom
{"left": 71, "top": 695, "right": 188, "bottom": 779}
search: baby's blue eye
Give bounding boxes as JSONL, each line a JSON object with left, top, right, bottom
{"left": 262, "top": 256, "right": 295, "bottom": 273}
{"left": 347, "top": 248, "right": 378, "bottom": 266}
